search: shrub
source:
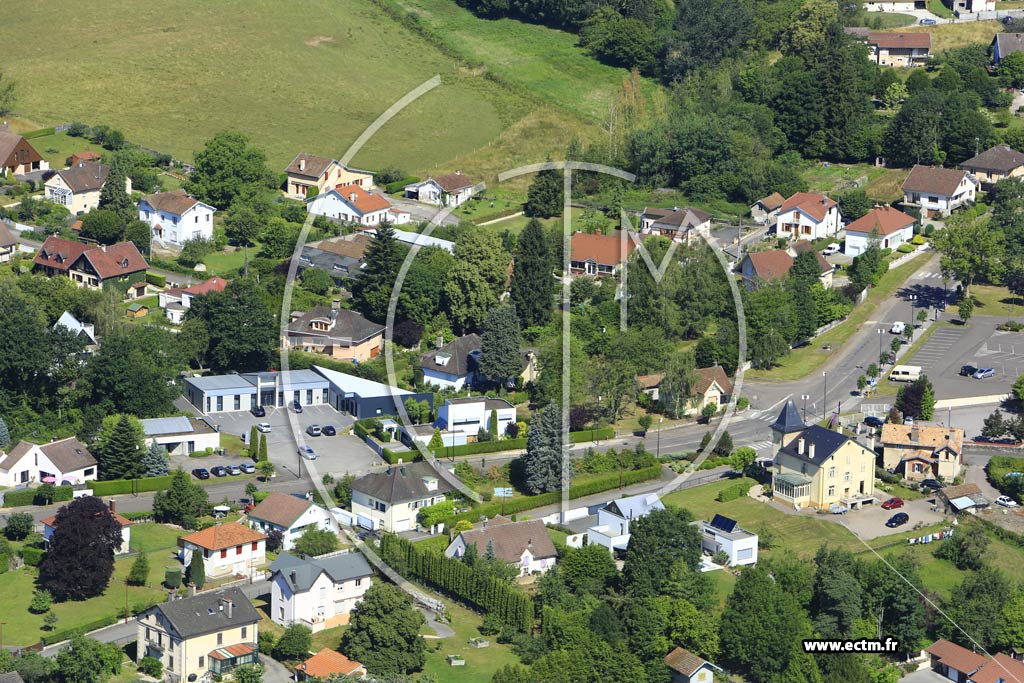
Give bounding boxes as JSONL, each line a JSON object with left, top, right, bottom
{"left": 146, "top": 272, "right": 167, "bottom": 288}
{"left": 66, "top": 122, "right": 90, "bottom": 137}
{"left": 897, "top": 243, "right": 915, "bottom": 253}
{"left": 20, "top": 546, "right": 45, "bottom": 566}
{"left": 272, "top": 624, "right": 313, "bottom": 661}
{"left": 716, "top": 481, "right": 752, "bottom": 502}
{"left": 924, "top": 224, "right": 935, "bottom": 237}
{"left": 258, "top": 630, "right": 277, "bottom": 654}
{"left": 29, "top": 589, "right": 53, "bottom": 614}
{"left": 138, "top": 656, "right": 163, "bottom": 678}
{"left": 5, "top": 512, "right": 34, "bottom": 540}
{"left": 712, "top": 550, "right": 729, "bottom": 566}
{"left": 911, "top": 234, "right": 925, "bottom": 245}
{"left": 736, "top": 397, "right": 749, "bottom": 411}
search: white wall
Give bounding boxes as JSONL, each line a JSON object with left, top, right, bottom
{"left": 182, "top": 540, "right": 266, "bottom": 579}
{"left": 0, "top": 445, "right": 97, "bottom": 487}
{"left": 250, "top": 505, "right": 339, "bottom": 551}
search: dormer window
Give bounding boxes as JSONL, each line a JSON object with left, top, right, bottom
{"left": 435, "top": 352, "right": 451, "bottom": 367}
{"left": 311, "top": 320, "right": 330, "bottom": 331}
{"left": 121, "top": 258, "right": 129, "bottom": 268}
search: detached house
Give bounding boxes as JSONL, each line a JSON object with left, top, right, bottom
{"left": 739, "top": 243, "right": 833, "bottom": 291}
{"left": 179, "top": 523, "right": 267, "bottom": 580}
{"left": 665, "top": 647, "right": 721, "bottom": 683}
{"left": 880, "top": 423, "right": 964, "bottom": 482}
{"left": 750, "top": 192, "right": 785, "bottom": 225}
{"left": 569, "top": 231, "right": 636, "bottom": 278}
{"left": 404, "top": 172, "right": 476, "bottom": 207}
{"left": 269, "top": 551, "right": 373, "bottom": 631}
{"left": 925, "top": 639, "right": 1024, "bottom": 683}
{"left": 638, "top": 366, "right": 735, "bottom": 416}
{"left": 581, "top": 492, "right": 665, "bottom": 552}
{"left": 45, "top": 161, "right": 131, "bottom": 216}
{"left": 306, "top": 185, "right": 402, "bottom": 226}
{"left": 639, "top": 206, "right": 713, "bottom": 244}
{"left": 158, "top": 276, "right": 229, "bottom": 325}
{"left": 141, "top": 416, "right": 221, "bottom": 457}
{"left": 284, "top": 304, "right": 385, "bottom": 362}
{"left": 350, "top": 461, "right": 454, "bottom": 532}
{"left": 43, "top": 499, "right": 131, "bottom": 554}
{"left": 137, "top": 189, "right": 216, "bottom": 247}
{"left": 299, "top": 234, "right": 372, "bottom": 282}
{"left": 868, "top": 32, "right": 931, "bottom": 67}
{"left": 53, "top": 310, "right": 98, "bottom": 351}
{"left": 902, "top": 165, "right": 977, "bottom": 218}
{"left": 247, "top": 492, "right": 339, "bottom": 551}
{"left": 775, "top": 192, "right": 841, "bottom": 241}
{"left": 0, "top": 129, "right": 48, "bottom": 177}
{"left": 296, "top": 650, "right": 366, "bottom": 681}
{"left": 33, "top": 236, "right": 148, "bottom": 289}
{"left": 769, "top": 400, "right": 876, "bottom": 511}
{"left": 284, "top": 153, "right": 373, "bottom": 200}
{"left": 960, "top": 144, "right": 1024, "bottom": 188}
{"left": 0, "top": 222, "right": 16, "bottom": 263}
{"left": 994, "top": 33, "right": 1024, "bottom": 65}
{"left": 844, "top": 206, "right": 917, "bottom": 257}
{"left": 0, "top": 437, "right": 97, "bottom": 487}
{"left": 419, "top": 333, "right": 482, "bottom": 390}
{"left": 445, "top": 516, "right": 558, "bottom": 576}
{"left": 436, "top": 396, "right": 516, "bottom": 438}
{"left": 136, "top": 587, "right": 260, "bottom": 682}
{"left": 696, "top": 514, "right": 758, "bottom": 566}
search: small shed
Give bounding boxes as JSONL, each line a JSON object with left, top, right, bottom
{"left": 126, "top": 302, "right": 149, "bottom": 318}
{"left": 126, "top": 282, "right": 148, "bottom": 300}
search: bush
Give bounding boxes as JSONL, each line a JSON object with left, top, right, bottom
{"left": 20, "top": 546, "right": 45, "bottom": 566}
{"left": 911, "top": 234, "right": 925, "bottom": 245}
{"left": 897, "top": 243, "right": 915, "bottom": 253}
{"left": 146, "top": 272, "right": 167, "bottom": 288}
{"left": 29, "top": 589, "right": 53, "bottom": 614}
{"left": 736, "top": 397, "right": 749, "bottom": 411}
{"left": 385, "top": 176, "right": 421, "bottom": 194}
{"left": 5, "top": 512, "right": 34, "bottom": 540}
{"left": 924, "top": 224, "right": 935, "bottom": 237}
{"left": 66, "top": 122, "right": 90, "bottom": 137}
{"left": 876, "top": 467, "right": 901, "bottom": 484}
{"left": 3, "top": 486, "right": 74, "bottom": 507}
{"left": 138, "top": 656, "right": 163, "bottom": 678}
{"left": 258, "top": 630, "right": 277, "bottom": 655}
{"left": 712, "top": 550, "right": 729, "bottom": 566}
{"left": 272, "top": 624, "right": 313, "bottom": 661}
{"left": 92, "top": 475, "right": 175, "bottom": 496}
{"left": 715, "top": 481, "right": 752, "bottom": 502}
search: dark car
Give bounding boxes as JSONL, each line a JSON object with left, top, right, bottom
{"left": 864, "top": 416, "right": 884, "bottom": 428}
{"left": 886, "top": 512, "right": 910, "bottom": 528}
{"left": 292, "top": 400, "right": 303, "bottom": 413}
{"left": 191, "top": 468, "right": 210, "bottom": 480}
{"left": 251, "top": 405, "right": 266, "bottom": 417}
{"left": 921, "top": 479, "right": 944, "bottom": 490}
{"left": 322, "top": 425, "right": 337, "bottom": 436}
{"left": 881, "top": 497, "right": 905, "bottom": 510}
{"left": 210, "top": 466, "right": 228, "bottom": 477}
{"left": 959, "top": 365, "right": 977, "bottom": 377}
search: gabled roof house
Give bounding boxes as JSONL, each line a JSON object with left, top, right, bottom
{"left": 0, "top": 129, "right": 48, "bottom": 177}
{"left": 34, "top": 236, "right": 148, "bottom": 289}
{"left": 138, "top": 189, "right": 216, "bottom": 247}
{"left": 445, "top": 516, "right": 558, "bottom": 575}
{"left": 247, "top": 491, "right": 339, "bottom": 551}
{"left": 284, "top": 303, "right": 385, "bottom": 362}
{"left": 844, "top": 206, "right": 917, "bottom": 257}
{"left": 902, "top": 165, "right": 977, "bottom": 218}
{"left": 45, "top": 161, "right": 131, "bottom": 216}
{"left": 420, "top": 333, "right": 482, "bottom": 390}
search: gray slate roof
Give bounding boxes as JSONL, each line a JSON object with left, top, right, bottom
{"left": 995, "top": 33, "right": 1024, "bottom": 59}
{"left": 770, "top": 400, "right": 805, "bottom": 434}
{"left": 269, "top": 551, "right": 373, "bottom": 592}
{"left": 55, "top": 161, "right": 110, "bottom": 193}
{"left": 146, "top": 587, "right": 260, "bottom": 639}
{"left": 0, "top": 672, "right": 25, "bottom": 683}
{"left": 352, "top": 461, "right": 454, "bottom": 504}
{"left": 778, "top": 425, "right": 849, "bottom": 467}
{"left": 420, "top": 334, "right": 482, "bottom": 377}
{"left": 961, "top": 144, "right": 1024, "bottom": 174}
{"left": 287, "top": 306, "right": 385, "bottom": 345}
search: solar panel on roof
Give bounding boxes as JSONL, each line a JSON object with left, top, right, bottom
{"left": 710, "top": 514, "right": 737, "bottom": 533}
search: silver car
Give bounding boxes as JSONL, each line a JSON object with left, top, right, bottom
{"left": 298, "top": 445, "right": 317, "bottom": 460}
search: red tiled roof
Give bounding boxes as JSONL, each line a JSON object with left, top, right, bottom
{"left": 902, "top": 165, "right": 970, "bottom": 196}
{"left": 925, "top": 639, "right": 987, "bottom": 675}
{"left": 972, "top": 653, "right": 1024, "bottom": 683}
{"left": 744, "top": 250, "right": 793, "bottom": 281}
{"left": 208, "top": 643, "right": 257, "bottom": 660}
{"left": 755, "top": 192, "right": 786, "bottom": 211}
{"left": 789, "top": 240, "right": 834, "bottom": 275}
{"left": 183, "top": 276, "right": 228, "bottom": 296}
{"left": 432, "top": 172, "right": 475, "bottom": 193}
{"left": 779, "top": 192, "right": 837, "bottom": 222}
{"left": 845, "top": 206, "right": 917, "bottom": 236}
{"left": 247, "top": 491, "right": 312, "bottom": 529}
{"left": 42, "top": 510, "right": 131, "bottom": 528}
{"left": 79, "top": 241, "right": 148, "bottom": 280}
{"left": 34, "top": 236, "right": 90, "bottom": 273}
{"left": 70, "top": 151, "right": 102, "bottom": 164}
{"left": 297, "top": 649, "right": 364, "bottom": 678}
{"left": 570, "top": 231, "right": 636, "bottom": 266}
{"left": 180, "top": 523, "right": 266, "bottom": 551}
{"left": 142, "top": 189, "right": 201, "bottom": 216}
{"left": 665, "top": 647, "right": 709, "bottom": 676}
{"left": 869, "top": 32, "right": 931, "bottom": 49}
{"left": 331, "top": 185, "right": 391, "bottom": 215}
{"left": 695, "top": 366, "right": 733, "bottom": 396}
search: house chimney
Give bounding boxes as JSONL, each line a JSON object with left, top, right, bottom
{"left": 482, "top": 516, "right": 488, "bottom": 529}
{"left": 331, "top": 299, "right": 341, "bottom": 311}
{"left": 100, "top": 244, "right": 107, "bottom": 252}
{"left": 808, "top": 443, "right": 816, "bottom": 460}
{"left": 436, "top": 335, "right": 444, "bottom": 349}
{"left": 226, "top": 599, "right": 233, "bottom": 619}
{"left": 911, "top": 427, "right": 920, "bottom": 442}
{"left": 299, "top": 158, "right": 306, "bottom": 172}
{"left": 290, "top": 570, "right": 298, "bottom": 586}
{"left": 109, "top": 499, "right": 116, "bottom": 513}
{"left": 797, "top": 438, "right": 805, "bottom": 455}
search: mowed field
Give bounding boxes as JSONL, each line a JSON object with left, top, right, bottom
{"left": 1, "top": 0, "right": 530, "bottom": 174}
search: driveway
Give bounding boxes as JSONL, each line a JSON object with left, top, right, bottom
{"left": 832, "top": 497, "right": 946, "bottom": 541}
{"left": 900, "top": 666, "right": 950, "bottom": 683}
{"left": 260, "top": 655, "right": 294, "bottom": 683}
{"left": 385, "top": 195, "right": 461, "bottom": 227}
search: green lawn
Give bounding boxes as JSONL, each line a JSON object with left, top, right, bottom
{"left": 707, "top": 569, "right": 737, "bottom": 611}
{"left": 928, "top": 0, "right": 955, "bottom": 18}
{"left": 970, "top": 284, "right": 1024, "bottom": 317}
{"left": 202, "top": 248, "right": 250, "bottom": 278}
{"left": 420, "top": 598, "right": 522, "bottom": 683}
{"left": 748, "top": 253, "right": 931, "bottom": 382}
{"left": 848, "top": 10, "right": 917, "bottom": 27}
{"left": 129, "top": 523, "right": 183, "bottom": 554}
{"left": 0, "top": 0, "right": 530, "bottom": 174}
{"left": 25, "top": 132, "right": 108, "bottom": 169}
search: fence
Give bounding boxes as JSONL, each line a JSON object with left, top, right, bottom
{"left": 888, "top": 242, "right": 930, "bottom": 270}
{"left": 663, "top": 466, "right": 734, "bottom": 494}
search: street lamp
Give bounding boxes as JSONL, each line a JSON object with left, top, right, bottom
{"left": 657, "top": 417, "right": 664, "bottom": 458}
{"left": 822, "top": 371, "right": 828, "bottom": 421}
{"left": 801, "top": 394, "right": 810, "bottom": 421}
{"left": 909, "top": 294, "right": 917, "bottom": 328}
{"left": 877, "top": 329, "right": 884, "bottom": 367}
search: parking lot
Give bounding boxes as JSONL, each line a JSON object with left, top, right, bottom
{"left": 205, "top": 405, "right": 382, "bottom": 477}
{"left": 832, "top": 497, "right": 945, "bottom": 541}
{"left": 902, "top": 316, "right": 1023, "bottom": 400}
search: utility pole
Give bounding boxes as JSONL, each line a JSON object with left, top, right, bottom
{"left": 822, "top": 372, "right": 828, "bottom": 421}
{"left": 801, "top": 395, "right": 810, "bottom": 421}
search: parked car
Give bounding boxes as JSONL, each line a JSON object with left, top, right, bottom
{"left": 882, "top": 497, "right": 905, "bottom": 510}
{"left": 210, "top": 466, "right": 228, "bottom": 477}
{"left": 292, "top": 400, "right": 303, "bottom": 413}
{"left": 251, "top": 405, "right": 266, "bottom": 417}
{"left": 322, "top": 425, "right": 337, "bottom": 436}
{"left": 227, "top": 465, "right": 242, "bottom": 476}
{"left": 959, "top": 365, "right": 977, "bottom": 377}
{"left": 298, "top": 445, "right": 317, "bottom": 460}
{"left": 239, "top": 462, "right": 255, "bottom": 474}
{"left": 997, "top": 495, "right": 1019, "bottom": 508}
{"left": 921, "top": 479, "right": 944, "bottom": 490}
{"left": 864, "top": 416, "right": 884, "bottom": 428}
{"left": 973, "top": 367, "right": 995, "bottom": 379}
{"left": 306, "top": 424, "right": 322, "bottom": 437}
{"left": 886, "top": 512, "right": 910, "bottom": 527}
{"left": 191, "top": 468, "right": 210, "bottom": 480}
{"left": 919, "top": 17, "right": 937, "bottom": 24}
{"left": 243, "top": 503, "right": 255, "bottom": 514}
{"left": 822, "top": 243, "right": 841, "bottom": 255}
{"left": 890, "top": 321, "right": 906, "bottom": 335}
{"left": 256, "top": 422, "right": 272, "bottom": 433}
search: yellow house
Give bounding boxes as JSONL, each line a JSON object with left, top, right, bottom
{"left": 769, "top": 400, "right": 877, "bottom": 511}
{"left": 136, "top": 587, "right": 260, "bottom": 682}
{"left": 880, "top": 423, "right": 964, "bottom": 482}
{"left": 44, "top": 161, "right": 132, "bottom": 216}
{"left": 284, "top": 152, "right": 374, "bottom": 200}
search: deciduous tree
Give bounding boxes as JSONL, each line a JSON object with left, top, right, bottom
{"left": 186, "top": 131, "right": 275, "bottom": 209}
{"left": 293, "top": 528, "right": 339, "bottom": 557}
{"left": 622, "top": 507, "right": 702, "bottom": 597}
{"left": 272, "top": 624, "right": 313, "bottom": 661}
{"left": 933, "top": 213, "right": 1005, "bottom": 296}
{"left": 54, "top": 635, "right": 122, "bottom": 683}
{"left": 340, "top": 583, "right": 426, "bottom": 676}
{"left": 39, "top": 496, "right": 123, "bottom": 600}
{"left": 187, "top": 279, "right": 276, "bottom": 373}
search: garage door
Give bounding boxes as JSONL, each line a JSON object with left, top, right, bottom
{"left": 737, "top": 548, "right": 754, "bottom": 561}
{"left": 946, "top": 666, "right": 958, "bottom": 682}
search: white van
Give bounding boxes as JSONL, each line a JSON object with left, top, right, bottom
{"left": 890, "top": 321, "right": 906, "bottom": 335}
{"left": 889, "top": 365, "right": 922, "bottom": 382}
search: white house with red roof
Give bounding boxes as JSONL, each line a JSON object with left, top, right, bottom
{"left": 569, "top": 231, "right": 637, "bottom": 278}
{"left": 902, "top": 165, "right": 977, "bottom": 218}
{"left": 306, "top": 185, "right": 408, "bottom": 225}
{"left": 158, "top": 276, "right": 229, "bottom": 324}
{"left": 403, "top": 172, "right": 476, "bottom": 207}
{"left": 43, "top": 498, "right": 131, "bottom": 554}
{"left": 775, "top": 192, "right": 841, "bottom": 241}
{"left": 33, "top": 236, "right": 148, "bottom": 289}
{"left": 844, "top": 206, "right": 917, "bottom": 256}
{"left": 179, "top": 523, "right": 267, "bottom": 579}
{"left": 137, "top": 189, "right": 216, "bottom": 246}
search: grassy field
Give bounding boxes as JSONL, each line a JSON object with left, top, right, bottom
{"left": 849, "top": 11, "right": 918, "bottom": 27}
{"left": 801, "top": 163, "right": 908, "bottom": 204}
{"left": 929, "top": 0, "right": 955, "bottom": 18}
{"left": 903, "top": 20, "right": 1003, "bottom": 53}
{"left": 0, "top": 0, "right": 536, "bottom": 174}
{"left": 747, "top": 253, "right": 932, "bottom": 382}
{"left": 420, "top": 597, "right": 522, "bottom": 683}
{"left": 970, "top": 284, "right": 1024, "bottom": 316}
{"left": 25, "top": 132, "right": 109, "bottom": 169}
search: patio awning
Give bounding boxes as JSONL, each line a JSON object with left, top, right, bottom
{"left": 209, "top": 643, "right": 257, "bottom": 661}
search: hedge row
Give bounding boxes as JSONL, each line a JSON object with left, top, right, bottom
{"left": 42, "top": 614, "right": 120, "bottom": 646}
{"left": 428, "top": 428, "right": 615, "bottom": 459}
{"left": 3, "top": 486, "right": 74, "bottom": 507}
{"left": 442, "top": 464, "right": 664, "bottom": 526}
{"left": 20, "top": 546, "right": 45, "bottom": 566}
{"left": 92, "top": 475, "right": 175, "bottom": 496}
{"left": 381, "top": 448, "right": 414, "bottom": 465}
{"left": 146, "top": 271, "right": 166, "bottom": 288}
{"left": 384, "top": 176, "right": 421, "bottom": 194}
{"left": 23, "top": 127, "right": 56, "bottom": 139}
{"left": 570, "top": 427, "right": 615, "bottom": 443}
